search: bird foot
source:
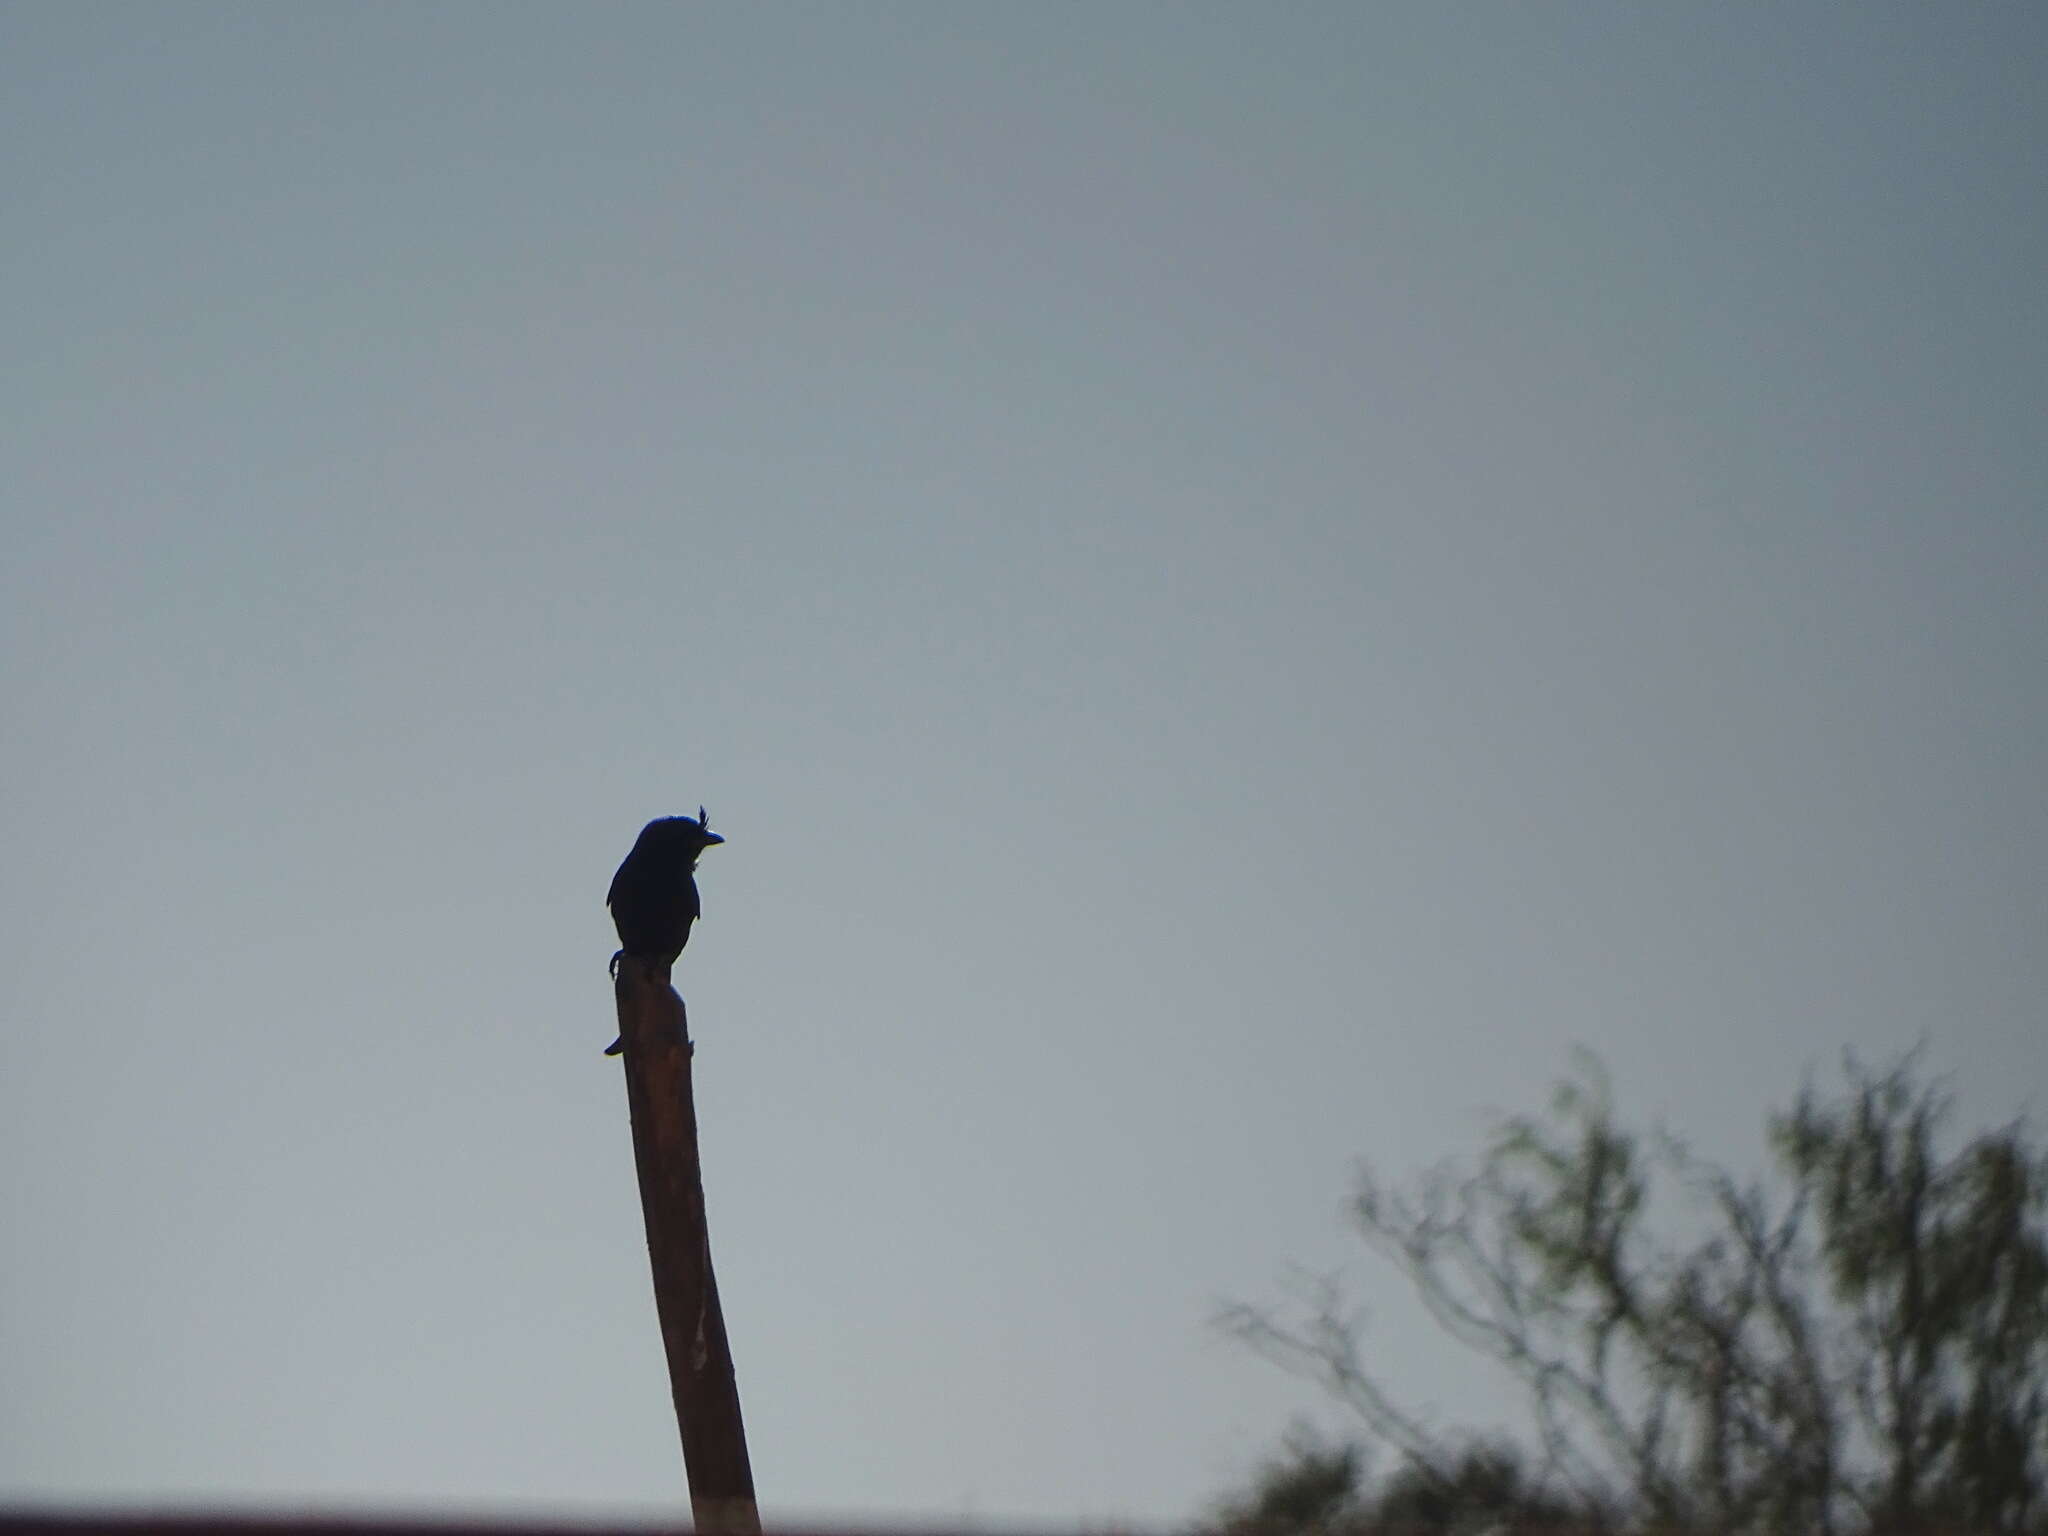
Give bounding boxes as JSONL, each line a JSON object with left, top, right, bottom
{"left": 601, "top": 1036, "right": 694, "bottom": 1058}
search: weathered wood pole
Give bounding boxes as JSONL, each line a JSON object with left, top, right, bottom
{"left": 612, "top": 955, "right": 760, "bottom": 1534}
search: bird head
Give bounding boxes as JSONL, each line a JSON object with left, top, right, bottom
{"left": 635, "top": 808, "right": 725, "bottom": 853}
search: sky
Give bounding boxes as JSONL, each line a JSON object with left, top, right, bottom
{"left": 2, "top": 3, "right": 2044, "bottom": 1528}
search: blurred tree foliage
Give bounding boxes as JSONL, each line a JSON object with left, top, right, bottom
{"left": 1213, "top": 1053, "right": 2048, "bottom": 1535}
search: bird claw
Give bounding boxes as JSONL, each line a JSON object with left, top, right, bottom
{"left": 601, "top": 1035, "right": 692, "bottom": 1058}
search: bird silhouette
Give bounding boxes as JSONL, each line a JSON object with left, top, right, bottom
{"left": 603, "top": 808, "right": 724, "bottom": 1054}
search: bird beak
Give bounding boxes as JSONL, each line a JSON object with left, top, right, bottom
{"left": 701, "top": 829, "right": 725, "bottom": 846}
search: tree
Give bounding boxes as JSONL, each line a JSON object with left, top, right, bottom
{"left": 1205, "top": 1433, "right": 1366, "bottom": 1536}
{"left": 1202, "top": 1431, "right": 1588, "bottom": 1536}
{"left": 1218, "top": 1053, "right": 2048, "bottom": 1535}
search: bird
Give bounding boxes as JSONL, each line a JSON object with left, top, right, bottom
{"left": 603, "top": 808, "right": 724, "bottom": 1055}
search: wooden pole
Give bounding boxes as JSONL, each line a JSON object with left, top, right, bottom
{"left": 612, "top": 955, "right": 760, "bottom": 1534}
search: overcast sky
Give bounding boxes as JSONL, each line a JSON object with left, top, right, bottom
{"left": 3, "top": 4, "right": 2044, "bottom": 1528}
